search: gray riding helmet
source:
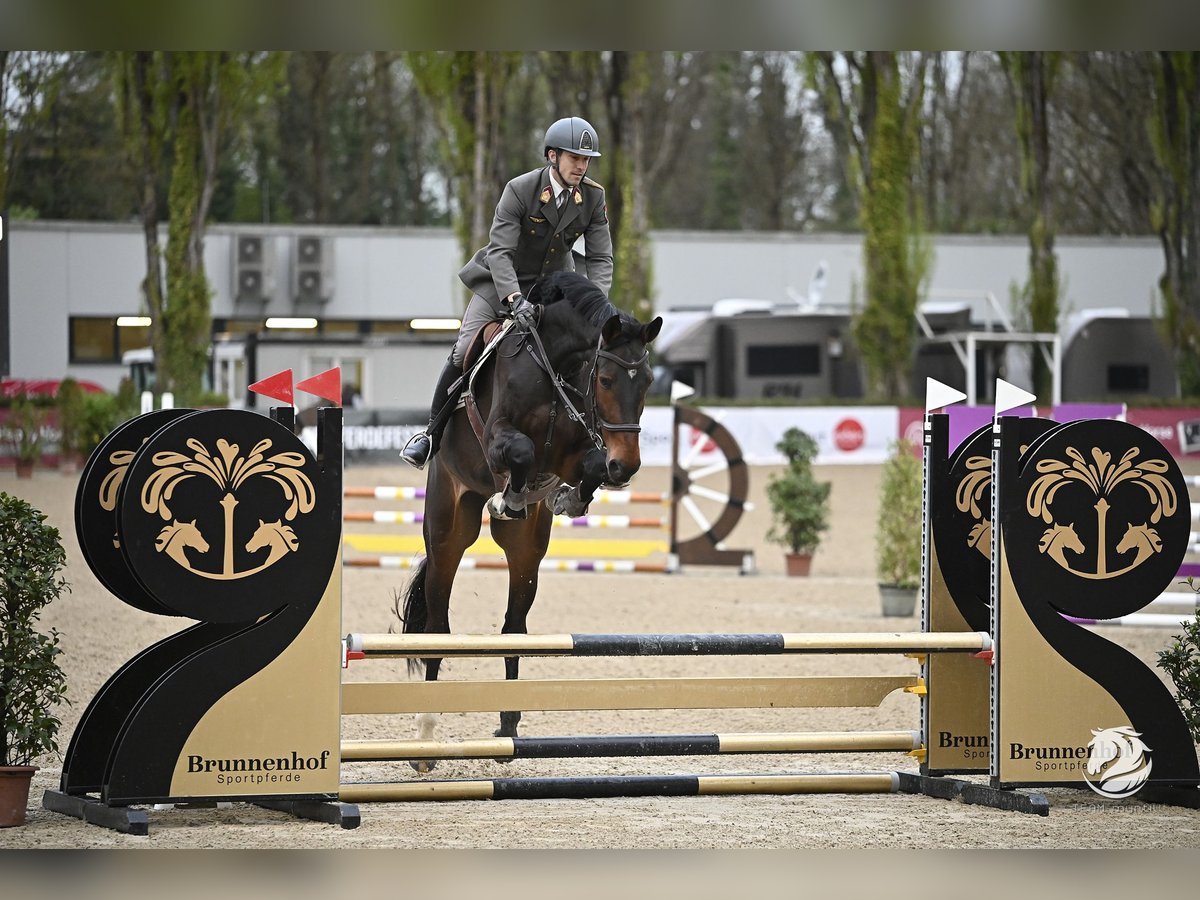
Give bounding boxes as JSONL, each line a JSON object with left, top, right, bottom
{"left": 543, "top": 116, "right": 602, "bottom": 158}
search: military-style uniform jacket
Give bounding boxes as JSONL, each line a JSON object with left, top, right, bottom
{"left": 458, "top": 165, "right": 613, "bottom": 309}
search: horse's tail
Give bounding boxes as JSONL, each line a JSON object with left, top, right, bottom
{"left": 390, "top": 556, "right": 429, "bottom": 676}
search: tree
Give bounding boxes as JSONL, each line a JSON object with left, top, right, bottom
{"left": 810, "top": 51, "right": 931, "bottom": 401}
{"left": 112, "top": 51, "right": 285, "bottom": 403}
{"left": 2, "top": 53, "right": 128, "bottom": 220}
{"left": 1, "top": 52, "right": 72, "bottom": 214}
{"left": 408, "top": 51, "right": 521, "bottom": 291}
{"left": 1146, "top": 52, "right": 1200, "bottom": 397}
{"left": 1000, "top": 52, "right": 1063, "bottom": 401}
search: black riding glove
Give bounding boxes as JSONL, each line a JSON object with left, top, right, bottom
{"left": 506, "top": 294, "right": 537, "bottom": 329}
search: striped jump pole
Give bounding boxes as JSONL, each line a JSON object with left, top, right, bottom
{"left": 1064, "top": 613, "right": 1196, "bottom": 629}
{"left": 338, "top": 771, "right": 901, "bottom": 803}
{"left": 345, "top": 485, "right": 667, "bottom": 505}
{"left": 344, "top": 510, "right": 668, "bottom": 529}
{"left": 341, "top": 730, "right": 922, "bottom": 763}
{"left": 343, "top": 556, "right": 674, "bottom": 574}
{"left": 1142, "top": 592, "right": 1200, "bottom": 614}
{"left": 344, "top": 630, "right": 992, "bottom": 659}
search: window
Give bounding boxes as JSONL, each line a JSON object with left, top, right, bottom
{"left": 746, "top": 344, "right": 821, "bottom": 377}
{"left": 1107, "top": 364, "right": 1149, "bottom": 392}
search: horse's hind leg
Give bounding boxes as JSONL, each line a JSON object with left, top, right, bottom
{"left": 490, "top": 505, "right": 555, "bottom": 739}
{"left": 411, "top": 464, "right": 485, "bottom": 772}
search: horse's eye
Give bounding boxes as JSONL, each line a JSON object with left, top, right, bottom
{"left": 598, "top": 376, "right": 614, "bottom": 390}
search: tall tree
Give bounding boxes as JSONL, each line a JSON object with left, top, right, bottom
{"left": 408, "top": 51, "right": 519, "bottom": 291}
{"left": 1000, "top": 51, "right": 1062, "bottom": 400}
{"left": 112, "top": 51, "right": 284, "bottom": 402}
{"left": 1, "top": 52, "right": 72, "bottom": 213}
{"left": 810, "top": 51, "right": 930, "bottom": 400}
{"left": 1147, "top": 51, "right": 1200, "bottom": 396}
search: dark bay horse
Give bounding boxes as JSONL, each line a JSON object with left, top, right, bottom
{"left": 398, "top": 271, "right": 662, "bottom": 762}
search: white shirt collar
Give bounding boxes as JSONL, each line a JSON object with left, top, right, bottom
{"left": 549, "top": 168, "right": 570, "bottom": 201}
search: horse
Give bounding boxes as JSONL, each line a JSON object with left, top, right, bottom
{"left": 397, "top": 271, "right": 662, "bottom": 765}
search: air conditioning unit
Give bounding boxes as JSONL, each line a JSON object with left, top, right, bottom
{"left": 291, "top": 235, "right": 334, "bottom": 304}
{"left": 232, "top": 234, "right": 276, "bottom": 304}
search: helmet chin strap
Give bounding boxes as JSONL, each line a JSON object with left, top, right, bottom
{"left": 551, "top": 150, "right": 575, "bottom": 191}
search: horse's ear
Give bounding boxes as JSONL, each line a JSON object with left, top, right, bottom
{"left": 601, "top": 314, "right": 623, "bottom": 346}
{"left": 258, "top": 518, "right": 264, "bottom": 526}
{"left": 642, "top": 316, "right": 663, "bottom": 344}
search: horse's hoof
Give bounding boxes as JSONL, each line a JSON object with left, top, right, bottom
{"left": 409, "top": 759, "right": 438, "bottom": 774}
{"left": 547, "top": 485, "right": 588, "bottom": 517}
{"left": 488, "top": 492, "right": 527, "bottom": 520}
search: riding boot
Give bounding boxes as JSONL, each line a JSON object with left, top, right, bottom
{"left": 400, "top": 359, "right": 464, "bottom": 470}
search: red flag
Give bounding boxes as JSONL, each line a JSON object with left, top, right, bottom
{"left": 296, "top": 367, "right": 342, "bottom": 406}
{"left": 248, "top": 369, "right": 294, "bottom": 405}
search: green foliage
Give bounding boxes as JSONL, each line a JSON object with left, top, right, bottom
{"left": 1157, "top": 578, "right": 1200, "bottom": 744}
{"left": 5, "top": 396, "right": 47, "bottom": 463}
{"left": 876, "top": 439, "right": 923, "bottom": 588}
{"left": 0, "top": 493, "right": 69, "bottom": 766}
{"left": 765, "top": 428, "right": 831, "bottom": 555}
{"left": 55, "top": 377, "right": 86, "bottom": 457}
{"left": 1146, "top": 52, "right": 1200, "bottom": 397}
{"left": 611, "top": 155, "right": 655, "bottom": 321}
{"left": 812, "top": 52, "right": 930, "bottom": 402}
{"left": 77, "top": 384, "right": 137, "bottom": 457}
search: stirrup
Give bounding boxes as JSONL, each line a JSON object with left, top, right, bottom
{"left": 400, "top": 431, "right": 431, "bottom": 470}
{"left": 487, "top": 491, "right": 527, "bottom": 521}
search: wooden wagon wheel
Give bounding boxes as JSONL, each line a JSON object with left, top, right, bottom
{"left": 669, "top": 405, "right": 755, "bottom": 572}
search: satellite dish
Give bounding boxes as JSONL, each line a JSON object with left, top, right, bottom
{"left": 806, "top": 260, "right": 828, "bottom": 309}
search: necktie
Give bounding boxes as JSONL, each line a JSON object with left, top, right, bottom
{"left": 557, "top": 189, "right": 569, "bottom": 212}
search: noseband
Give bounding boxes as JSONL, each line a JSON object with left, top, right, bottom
{"left": 588, "top": 343, "right": 650, "bottom": 435}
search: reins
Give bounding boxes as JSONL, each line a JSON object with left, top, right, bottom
{"left": 524, "top": 320, "right": 648, "bottom": 452}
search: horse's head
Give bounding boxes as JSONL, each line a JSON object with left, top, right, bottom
{"left": 592, "top": 312, "right": 663, "bottom": 486}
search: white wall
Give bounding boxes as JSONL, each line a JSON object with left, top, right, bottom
{"left": 649, "top": 231, "right": 1165, "bottom": 323}
{"left": 5, "top": 220, "right": 1171, "bottom": 391}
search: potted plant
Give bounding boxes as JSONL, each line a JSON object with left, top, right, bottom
{"left": 766, "top": 427, "right": 831, "bottom": 576}
{"left": 0, "top": 492, "right": 69, "bottom": 826}
{"left": 55, "top": 377, "right": 87, "bottom": 473}
{"left": 6, "top": 396, "right": 46, "bottom": 479}
{"left": 876, "top": 438, "right": 923, "bottom": 616}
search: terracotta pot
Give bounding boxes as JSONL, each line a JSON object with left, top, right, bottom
{"left": 0, "top": 766, "right": 37, "bottom": 827}
{"left": 14, "top": 460, "right": 34, "bottom": 479}
{"left": 784, "top": 552, "right": 813, "bottom": 577}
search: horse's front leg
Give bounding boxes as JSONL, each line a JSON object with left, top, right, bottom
{"left": 490, "top": 505, "right": 555, "bottom": 739}
{"left": 547, "top": 447, "right": 608, "bottom": 517}
{"left": 485, "top": 418, "right": 536, "bottom": 520}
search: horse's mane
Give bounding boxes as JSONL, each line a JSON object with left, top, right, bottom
{"left": 527, "top": 272, "right": 637, "bottom": 373}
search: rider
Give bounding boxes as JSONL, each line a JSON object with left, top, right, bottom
{"left": 400, "top": 115, "right": 614, "bottom": 470}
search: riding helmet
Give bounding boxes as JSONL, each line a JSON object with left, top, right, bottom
{"left": 543, "top": 116, "right": 602, "bottom": 158}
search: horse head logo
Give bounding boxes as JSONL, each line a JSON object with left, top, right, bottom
{"left": 1037, "top": 521, "right": 1085, "bottom": 570}
{"left": 154, "top": 519, "right": 210, "bottom": 572}
{"left": 1083, "top": 725, "right": 1152, "bottom": 799}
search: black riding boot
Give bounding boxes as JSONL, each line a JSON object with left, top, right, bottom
{"left": 400, "top": 359, "right": 463, "bottom": 470}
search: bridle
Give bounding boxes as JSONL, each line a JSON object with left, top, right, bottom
{"left": 586, "top": 342, "right": 650, "bottom": 437}
{"left": 524, "top": 324, "right": 649, "bottom": 452}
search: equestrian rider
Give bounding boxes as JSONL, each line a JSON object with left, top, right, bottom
{"left": 400, "top": 115, "right": 614, "bottom": 469}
